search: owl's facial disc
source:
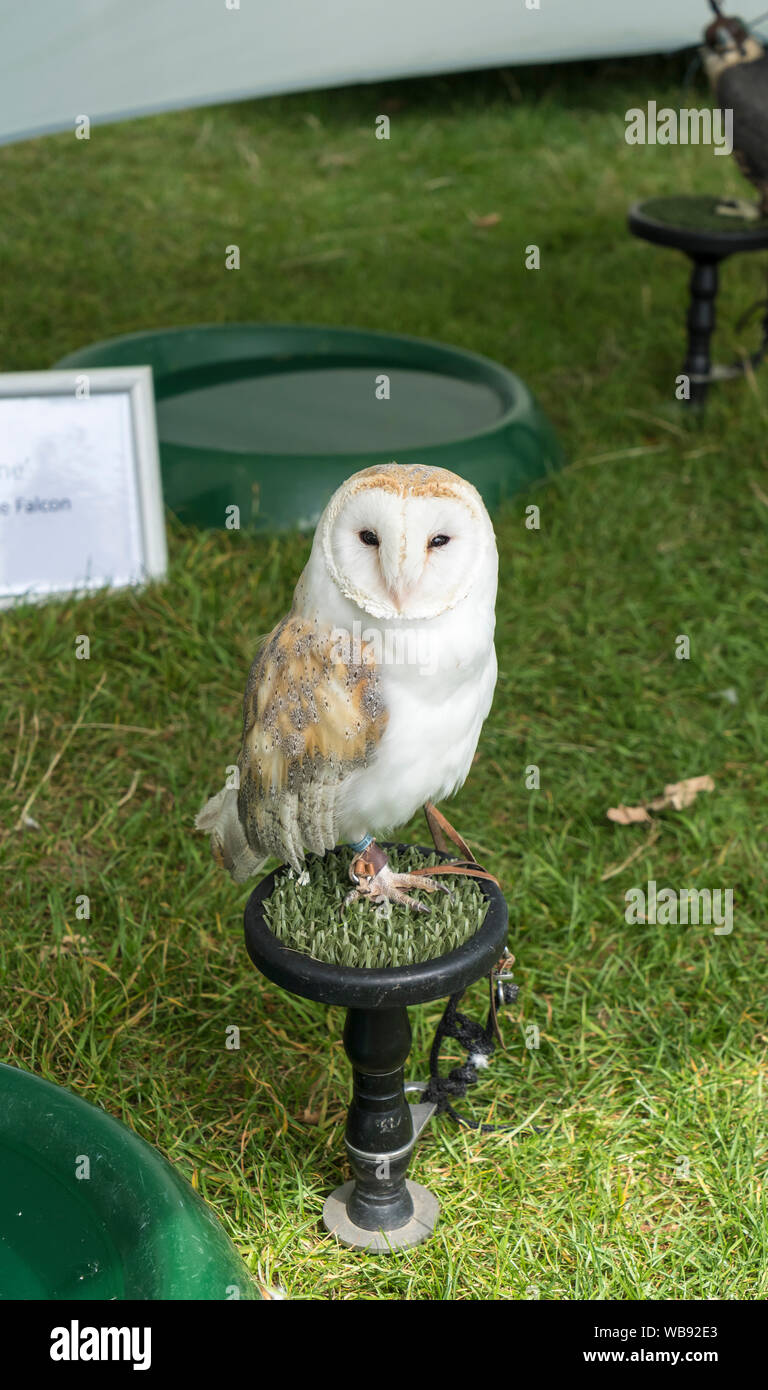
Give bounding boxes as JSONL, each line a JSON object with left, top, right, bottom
{"left": 322, "top": 484, "right": 493, "bottom": 621}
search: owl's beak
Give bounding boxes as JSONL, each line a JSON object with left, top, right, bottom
{"left": 379, "top": 561, "right": 408, "bottom": 611}
{"left": 387, "top": 584, "right": 408, "bottom": 612}
{"left": 379, "top": 538, "right": 422, "bottom": 612}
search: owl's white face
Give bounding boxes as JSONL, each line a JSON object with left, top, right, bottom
{"left": 317, "top": 464, "right": 497, "bottom": 621}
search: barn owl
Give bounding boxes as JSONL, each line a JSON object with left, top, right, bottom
{"left": 196, "top": 462, "right": 498, "bottom": 911}
{"left": 702, "top": 2, "right": 768, "bottom": 219}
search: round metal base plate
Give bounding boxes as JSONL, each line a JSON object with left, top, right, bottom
{"left": 323, "top": 1180, "right": 439, "bottom": 1252}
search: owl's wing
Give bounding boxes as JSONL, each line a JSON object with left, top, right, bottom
{"left": 237, "top": 615, "right": 387, "bottom": 870}
{"left": 718, "top": 58, "right": 768, "bottom": 187}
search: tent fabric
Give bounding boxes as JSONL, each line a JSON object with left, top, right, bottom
{"left": 1, "top": 0, "right": 708, "bottom": 146}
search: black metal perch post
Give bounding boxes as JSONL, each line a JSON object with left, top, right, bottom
{"left": 628, "top": 196, "right": 768, "bottom": 406}
{"left": 244, "top": 848, "right": 508, "bottom": 1251}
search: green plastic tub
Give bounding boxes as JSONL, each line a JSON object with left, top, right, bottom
{"left": 0, "top": 1064, "right": 259, "bottom": 1300}
{"left": 57, "top": 323, "right": 563, "bottom": 532}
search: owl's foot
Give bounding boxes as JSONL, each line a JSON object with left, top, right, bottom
{"left": 344, "top": 863, "right": 451, "bottom": 913}
{"left": 345, "top": 843, "right": 452, "bottom": 914}
{"left": 715, "top": 197, "right": 761, "bottom": 221}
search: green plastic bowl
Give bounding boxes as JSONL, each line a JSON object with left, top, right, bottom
{"left": 0, "top": 1064, "right": 260, "bottom": 1300}
{"left": 57, "top": 323, "right": 563, "bottom": 532}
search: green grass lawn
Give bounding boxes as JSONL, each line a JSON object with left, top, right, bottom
{"left": 1, "top": 56, "right": 767, "bottom": 1301}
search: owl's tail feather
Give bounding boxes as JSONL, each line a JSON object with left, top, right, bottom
{"left": 194, "top": 787, "right": 266, "bottom": 884}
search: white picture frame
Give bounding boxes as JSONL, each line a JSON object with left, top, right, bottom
{"left": 0, "top": 366, "right": 168, "bottom": 607}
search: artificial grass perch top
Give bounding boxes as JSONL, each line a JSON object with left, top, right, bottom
{"left": 262, "top": 848, "right": 488, "bottom": 969}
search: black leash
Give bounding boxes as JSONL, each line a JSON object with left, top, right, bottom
{"left": 422, "top": 957, "right": 547, "bottom": 1135}
{"left": 690, "top": 292, "right": 768, "bottom": 384}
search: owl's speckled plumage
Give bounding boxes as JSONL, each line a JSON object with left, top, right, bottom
{"left": 197, "top": 461, "right": 498, "bottom": 881}
{"left": 238, "top": 615, "right": 386, "bottom": 866}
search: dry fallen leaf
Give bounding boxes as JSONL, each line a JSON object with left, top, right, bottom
{"left": 469, "top": 211, "right": 501, "bottom": 227}
{"left": 607, "top": 804, "right": 652, "bottom": 825}
{"left": 39, "top": 933, "right": 92, "bottom": 962}
{"left": 298, "top": 1107, "right": 322, "bottom": 1125}
{"left": 664, "top": 775, "right": 715, "bottom": 810}
{"left": 607, "top": 775, "right": 714, "bottom": 825}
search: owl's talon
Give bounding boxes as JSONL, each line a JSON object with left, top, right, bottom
{"left": 408, "top": 875, "right": 455, "bottom": 900}
{"left": 343, "top": 858, "right": 444, "bottom": 914}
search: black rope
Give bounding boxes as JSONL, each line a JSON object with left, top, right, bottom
{"left": 690, "top": 290, "right": 768, "bottom": 384}
{"left": 423, "top": 976, "right": 547, "bottom": 1135}
{"left": 734, "top": 293, "right": 768, "bottom": 372}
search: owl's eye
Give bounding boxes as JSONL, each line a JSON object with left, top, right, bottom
{"left": 359, "top": 530, "right": 379, "bottom": 547}
{"left": 428, "top": 534, "right": 451, "bottom": 548}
